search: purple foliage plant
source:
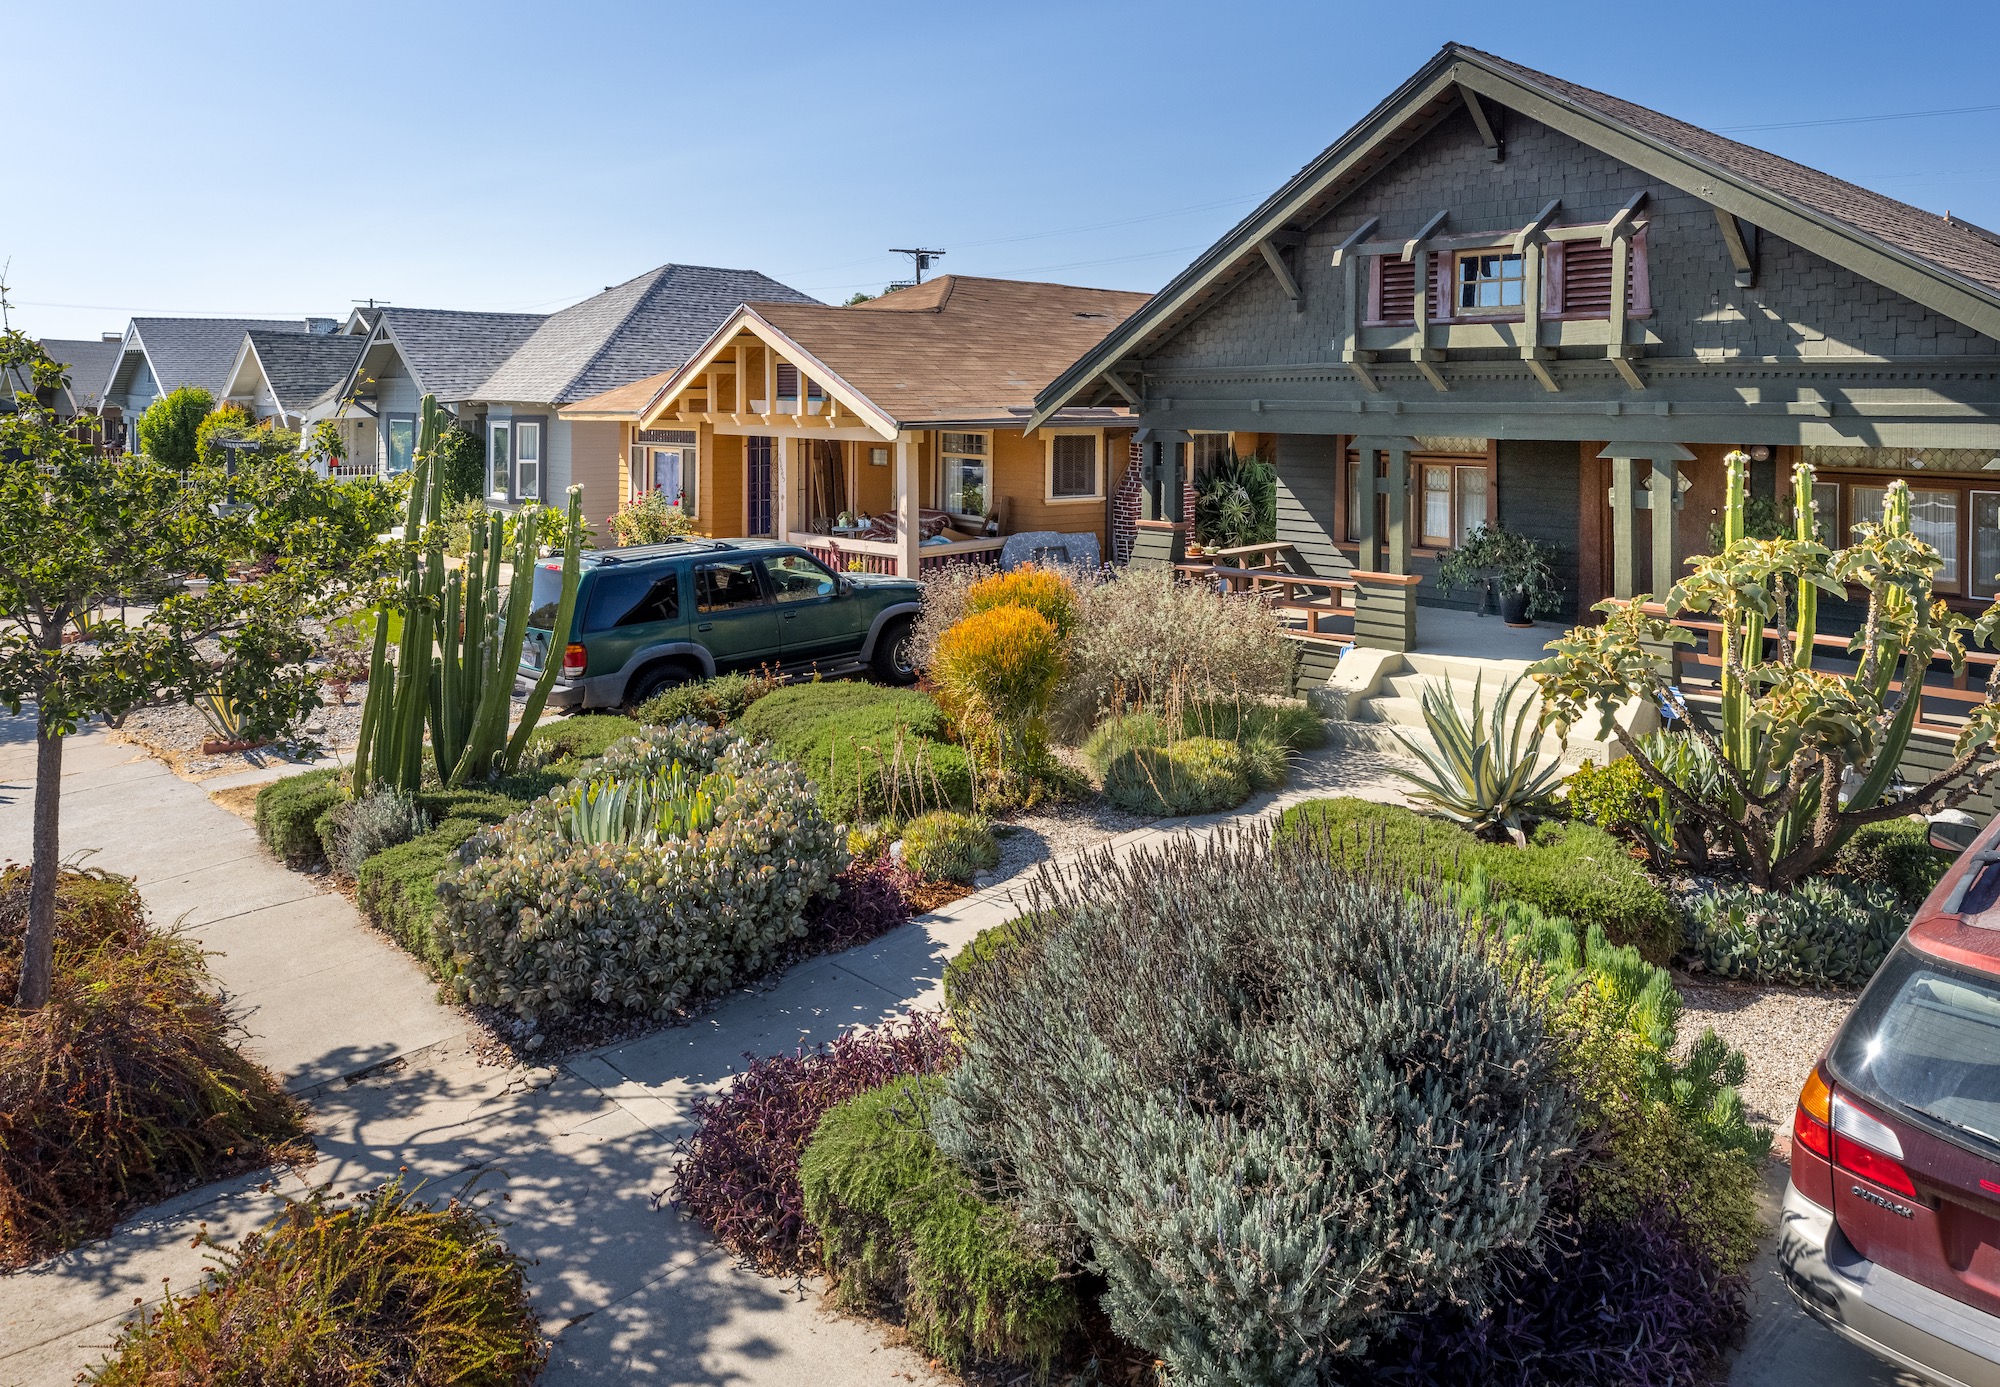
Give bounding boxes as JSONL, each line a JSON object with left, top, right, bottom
{"left": 664, "top": 1009, "right": 957, "bottom": 1272}
{"left": 806, "top": 852, "right": 918, "bottom": 952}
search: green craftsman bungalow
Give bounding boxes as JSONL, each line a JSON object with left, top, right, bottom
{"left": 1037, "top": 43, "right": 2000, "bottom": 683}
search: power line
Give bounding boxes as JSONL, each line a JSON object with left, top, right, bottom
{"left": 1717, "top": 102, "right": 2000, "bottom": 133}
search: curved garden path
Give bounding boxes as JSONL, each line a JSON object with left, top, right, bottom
{"left": 0, "top": 714, "right": 1903, "bottom": 1386}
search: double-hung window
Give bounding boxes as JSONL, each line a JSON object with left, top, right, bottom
{"left": 515, "top": 422, "right": 541, "bottom": 502}
{"left": 632, "top": 428, "right": 698, "bottom": 511}
{"left": 941, "top": 432, "right": 988, "bottom": 519}
{"left": 488, "top": 422, "right": 511, "bottom": 501}
{"left": 1419, "top": 464, "right": 1490, "bottom": 547}
{"left": 1048, "top": 433, "right": 1100, "bottom": 500}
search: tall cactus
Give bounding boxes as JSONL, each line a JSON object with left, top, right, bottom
{"left": 349, "top": 394, "right": 582, "bottom": 794}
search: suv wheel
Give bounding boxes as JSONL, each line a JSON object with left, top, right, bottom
{"left": 871, "top": 616, "right": 919, "bottom": 686}
{"left": 624, "top": 661, "right": 696, "bottom": 713}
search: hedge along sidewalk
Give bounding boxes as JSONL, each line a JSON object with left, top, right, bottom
{"left": 0, "top": 721, "right": 463, "bottom": 1092}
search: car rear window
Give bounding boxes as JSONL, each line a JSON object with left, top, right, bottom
{"left": 1831, "top": 947, "right": 2000, "bottom": 1151}
{"left": 528, "top": 562, "right": 566, "bottom": 630}
{"left": 583, "top": 568, "right": 681, "bottom": 632}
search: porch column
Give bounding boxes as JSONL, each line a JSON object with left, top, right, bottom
{"left": 1131, "top": 427, "right": 1189, "bottom": 569}
{"left": 775, "top": 434, "right": 793, "bottom": 538}
{"left": 1598, "top": 442, "right": 1695, "bottom": 601}
{"left": 894, "top": 429, "right": 921, "bottom": 578}
{"left": 1349, "top": 435, "right": 1420, "bottom": 652}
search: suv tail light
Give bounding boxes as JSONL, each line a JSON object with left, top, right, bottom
{"left": 1793, "top": 1067, "right": 1835, "bottom": 1208}
{"left": 562, "top": 643, "right": 587, "bottom": 679}
{"left": 1833, "top": 1092, "right": 1918, "bottom": 1197}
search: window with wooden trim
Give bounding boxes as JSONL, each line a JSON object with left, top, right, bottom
{"left": 940, "top": 431, "right": 988, "bottom": 518}
{"left": 487, "top": 421, "right": 510, "bottom": 501}
{"left": 1850, "top": 483, "right": 1960, "bottom": 588}
{"left": 1190, "top": 431, "right": 1233, "bottom": 476}
{"left": 384, "top": 415, "right": 416, "bottom": 475}
{"left": 631, "top": 428, "right": 698, "bottom": 511}
{"left": 1421, "top": 463, "right": 1490, "bottom": 547}
{"left": 1454, "top": 251, "right": 1524, "bottom": 313}
{"left": 514, "top": 421, "right": 541, "bottom": 502}
{"left": 1048, "top": 433, "right": 1100, "bottom": 500}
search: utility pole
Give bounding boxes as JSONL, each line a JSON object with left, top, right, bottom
{"left": 886, "top": 248, "right": 946, "bottom": 290}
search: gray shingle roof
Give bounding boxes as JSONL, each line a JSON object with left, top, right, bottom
{"left": 1464, "top": 46, "right": 2000, "bottom": 297}
{"left": 37, "top": 338, "right": 123, "bottom": 409}
{"left": 126, "top": 317, "right": 321, "bottom": 399}
{"left": 245, "top": 331, "right": 367, "bottom": 415}
{"left": 374, "top": 308, "right": 548, "bottom": 402}
{"left": 473, "top": 264, "right": 819, "bottom": 405}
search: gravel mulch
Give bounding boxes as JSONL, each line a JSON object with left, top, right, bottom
{"left": 1674, "top": 973, "right": 1857, "bottom": 1151}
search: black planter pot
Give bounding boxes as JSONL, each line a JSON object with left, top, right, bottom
{"left": 1500, "top": 587, "right": 1533, "bottom": 627}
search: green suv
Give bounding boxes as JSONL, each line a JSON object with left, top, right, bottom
{"left": 523, "top": 539, "right": 923, "bottom": 711}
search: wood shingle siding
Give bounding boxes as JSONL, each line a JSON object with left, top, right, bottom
{"left": 1273, "top": 434, "right": 1348, "bottom": 579}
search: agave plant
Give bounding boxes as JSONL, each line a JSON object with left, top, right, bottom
{"left": 558, "top": 761, "right": 735, "bottom": 846}
{"left": 1393, "top": 674, "right": 1563, "bottom": 843}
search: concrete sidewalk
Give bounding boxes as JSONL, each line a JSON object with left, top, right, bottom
{"left": 0, "top": 716, "right": 1907, "bottom": 1386}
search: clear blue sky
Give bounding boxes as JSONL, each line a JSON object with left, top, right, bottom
{"left": 10, "top": 0, "right": 2000, "bottom": 341}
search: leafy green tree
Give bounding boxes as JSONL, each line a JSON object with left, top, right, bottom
{"left": 433, "top": 424, "right": 485, "bottom": 504}
{"left": 0, "top": 331, "right": 389, "bottom": 1007}
{"left": 134, "top": 386, "right": 212, "bottom": 465}
{"left": 193, "top": 403, "right": 256, "bottom": 465}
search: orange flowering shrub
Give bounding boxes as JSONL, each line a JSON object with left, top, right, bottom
{"left": 934, "top": 605, "right": 1064, "bottom": 775}
{"left": 963, "top": 564, "right": 1079, "bottom": 643}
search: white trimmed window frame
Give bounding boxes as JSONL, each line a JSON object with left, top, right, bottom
{"left": 939, "top": 430, "right": 992, "bottom": 522}
{"left": 1043, "top": 428, "right": 1106, "bottom": 503}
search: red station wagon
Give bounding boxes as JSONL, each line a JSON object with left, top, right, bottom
{"left": 1783, "top": 812, "right": 2000, "bottom": 1386}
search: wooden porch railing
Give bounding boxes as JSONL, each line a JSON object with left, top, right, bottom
{"left": 791, "top": 531, "right": 1006, "bottom": 577}
{"left": 1636, "top": 600, "right": 2000, "bottom": 734}
{"left": 1179, "top": 542, "right": 1360, "bottom": 646}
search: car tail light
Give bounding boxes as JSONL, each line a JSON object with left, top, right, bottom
{"left": 1833, "top": 1093, "right": 1918, "bottom": 1198}
{"left": 562, "top": 643, "right": 587, "bottom": 679}
{"left": 1795, "top": 1068, "right": 1833, "bottom": 1160}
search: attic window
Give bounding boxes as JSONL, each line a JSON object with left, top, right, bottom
{"left": 1455, "top": 251, "right": 1525, "bottom": 313}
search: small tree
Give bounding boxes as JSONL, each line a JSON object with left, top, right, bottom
{"left": 0, "top": 331, "right": 386, "bottom": 1007}
{"left": 134, "top": 386, "right": 212, "bottom": 465}
{"left": 1534, "top": 452, "right": 2000, "bottom": 891}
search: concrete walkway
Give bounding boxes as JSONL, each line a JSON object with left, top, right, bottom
{"left": 0, "top": 715, "right": 1907, "bottom": 1386}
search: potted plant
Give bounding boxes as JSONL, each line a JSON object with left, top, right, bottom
{"left": 1435, "top": 524, "right": 1562, "bottom": 627}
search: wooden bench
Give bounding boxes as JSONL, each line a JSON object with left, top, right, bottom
{"left": 1177, "top": 561, "right": 1356, "bottom": 645}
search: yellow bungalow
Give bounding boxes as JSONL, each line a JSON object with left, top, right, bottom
{"left": 558, "top": 276, "right": 1149, "bottom": 575}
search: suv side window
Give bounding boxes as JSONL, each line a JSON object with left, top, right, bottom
{"left": 766, "top": 554, "right": 837, "bottom": 603}
{"left": 583, "top": 567, "right": 681, "bottom": 631}
{"left": 694, "top": 560, "right": 767, "bottom": 612}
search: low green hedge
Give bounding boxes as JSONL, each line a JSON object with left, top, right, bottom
{"left": 523, "top": 714, "right": 642, "bottom": 766}
{"left": 734, "top": 682, "right": 972, "bottom": 822}
{"left": 1277, "top": 797, "right": 1678, "bottom": 962}
{"left": 356, "top": 818, "right": 488, "bottom": 976}
{"left": 254, "top": 769, "right": 344, "bottom": 870}
{"left": 801, "top": 1076, "right": 1078, "bottom": 1379}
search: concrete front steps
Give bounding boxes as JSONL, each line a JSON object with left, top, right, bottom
{"left": 1305, "top": 648, "right": 1641, "bottom": 769}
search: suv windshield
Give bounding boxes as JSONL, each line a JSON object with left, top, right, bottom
{"left": 1831, "top": 946, "right": 2000, "bottom": 1151}
{"left": 528, "top": 561, "right": 566, "bottom": 630}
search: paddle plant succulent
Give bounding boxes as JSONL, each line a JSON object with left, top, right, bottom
{"left": 1534, "top": 451, "right": 2000, "bottom": 891}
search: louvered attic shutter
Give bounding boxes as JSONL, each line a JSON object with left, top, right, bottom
{"left": 775, "top": 362, "right": 800, "bottom": 398}
{"left": 1557, "top": 244, "right": 1635, "bottom": 317}
{"left": 1373, "top": 256, "right": 1444, "bottom": 322}
{"left": 1377, "top": 258, "right": 1416, "bottom": 321}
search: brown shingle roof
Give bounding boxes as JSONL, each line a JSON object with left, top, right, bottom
{"left": 750, "top": 276, "right": 1149, "bottom": 425}
{"left": 1463, "top": 45, "right": 2000, "bottom": 296}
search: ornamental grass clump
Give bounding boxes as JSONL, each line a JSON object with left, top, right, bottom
{"left": 437, "top": 722, "right": 843, "bottom": 1023}
{"left": 0, "top": 869, "right": 306, "bottom": 1269}
{"left": 668, "top": 1010, "right": 957, "bottom": 1271}
{"left": 932, "top": 826, "right": 1575, "bottom": 1385}
{"left": 88, "top": 1176, "right": 544, "bottom": 1386}
{"left": 900, "top": 811, "right": 1000, "bottom": 884}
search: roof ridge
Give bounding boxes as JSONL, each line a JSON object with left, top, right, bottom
{"left": 543, "top": 265, "right": 674, "bottom": 402}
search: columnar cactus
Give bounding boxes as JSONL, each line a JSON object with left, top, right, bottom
{"left": 350, "top": 394, "right": 581, "bottom": 794}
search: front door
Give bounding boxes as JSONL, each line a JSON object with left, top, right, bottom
{"left": 764, "top": 553, "right": 866, "bottom": 665}
{"left": 746, "top": 436, "right": 774, "bottom": 537}
{"left": 692, "top": 559, "right": 780, "bottom": 671}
